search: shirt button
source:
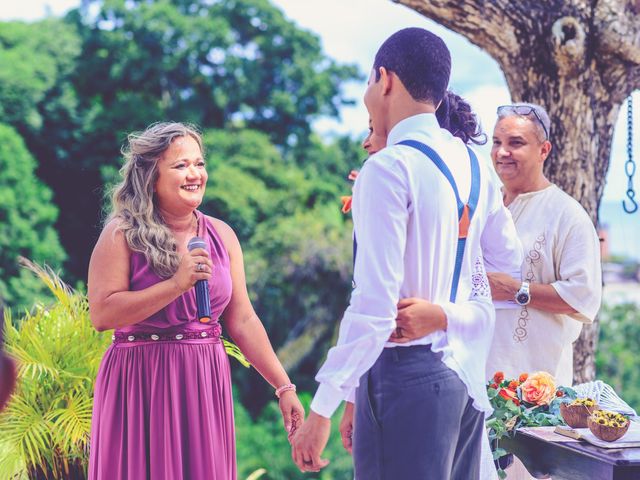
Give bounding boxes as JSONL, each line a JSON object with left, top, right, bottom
{"left": 127, "top": 335, "right": 135, "bottom": 342}
{"left": 175, "top": 334, "right": 184, "bottom": 340}
{"left": 201, "top": 332, "right": 208, "bottom": 338}
{"left": 151, "top": 334, "right": 159, "bottom": 341}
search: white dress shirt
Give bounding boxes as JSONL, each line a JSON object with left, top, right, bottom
{"left": 311, "top": 113, "right": 523, "bottom": 418}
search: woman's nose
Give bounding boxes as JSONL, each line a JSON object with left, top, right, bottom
{"left": 186, "top": 164, "right": 200, "bottom": 178}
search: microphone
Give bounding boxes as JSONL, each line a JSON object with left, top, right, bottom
{"left": 187, "top": 237, "right": 211, "bottom": 323}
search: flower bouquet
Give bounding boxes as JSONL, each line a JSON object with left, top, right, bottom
{"left": 486, "top": 371, "right": 577, "bottom": 478}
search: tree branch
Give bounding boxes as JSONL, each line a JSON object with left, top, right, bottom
{"left": 595, "top": 0, "right": 640, "bottom": 64}
{"left": 392, "top": 0, "right": 524, "bottom": 63}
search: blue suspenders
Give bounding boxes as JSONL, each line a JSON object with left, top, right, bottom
{"left": 352, "top": 141, "right": 481, "bottom": 302}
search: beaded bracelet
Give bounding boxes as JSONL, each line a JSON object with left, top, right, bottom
{"left": 275, "top": 383, "right": 296, "bottom": 399}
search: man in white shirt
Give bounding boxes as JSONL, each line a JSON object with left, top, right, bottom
{"left": 486, "top": 103, "right": 602, "bottom": 387}
{"left": 291, "top": 28, "right": 522, "bottom": 479}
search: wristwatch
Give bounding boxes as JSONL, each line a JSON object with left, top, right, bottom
{"left": 514, "top": 281, "right": 531, "bottom": 306}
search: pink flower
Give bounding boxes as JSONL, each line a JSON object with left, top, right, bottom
{"left": 521, "top": 371, "right": 556, "bottom": 406}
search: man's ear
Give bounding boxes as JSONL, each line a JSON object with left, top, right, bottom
{"left": 379, "top": 67, "right": 392, "bottom": 96}
{"left": 540, "top": 140, "right": 552, "bottom": 162}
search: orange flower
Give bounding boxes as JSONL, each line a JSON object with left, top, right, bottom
{"left": 340, "top": 196, "right": 353, "bottom": 214}
{"left": 508, "top": 380, "right": 519, "bottom": 391}
{"left": 493, "top": 371, "right": 505, "bottom": 384}
{"left": 498, "top": 388, "right": 517, "bottom": 402}
{"left": 519, "top": 373, "right": 529, "bottom": 383}
{"left": 521, "top": 371, "right": 556, "bottom": 406}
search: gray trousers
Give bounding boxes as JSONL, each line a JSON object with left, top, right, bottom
{"left": 353, "top": 345, "right": 484, "bottom": 480}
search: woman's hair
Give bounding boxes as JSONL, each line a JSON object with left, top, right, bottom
{"left": 436, "top": 91, "right": 487, "bottom": 145}
{"left": 107, "top": 122, "right": 204, "bottom": 278}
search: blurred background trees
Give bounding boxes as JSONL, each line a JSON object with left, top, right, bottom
{"left": 0, "top": 125, "right": 66, "bottom": 310}
{"left": 0, "top": 0, "right": 362, "bottom": 434}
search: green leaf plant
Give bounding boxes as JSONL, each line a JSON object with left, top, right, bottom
{"left": 0, "top": 258, "right": 109, "bottom": 479}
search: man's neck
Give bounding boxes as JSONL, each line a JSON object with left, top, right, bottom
{"left": 503, "top": 177, "right": 552, "bottom": 206}
{"left": 383, "top": 101, "right": 435, "bottom": 138}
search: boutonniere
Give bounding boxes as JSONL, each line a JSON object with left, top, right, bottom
{"left": 340, "top": 170, "right": 359, "bottom": 214}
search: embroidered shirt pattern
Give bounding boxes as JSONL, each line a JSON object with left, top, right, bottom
{"left": 471, "top": 256, "right": 491, "bottom": 300}
{"left": 513, "top": 234, "right": 545, "bottom": 343}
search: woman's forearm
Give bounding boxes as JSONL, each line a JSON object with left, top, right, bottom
{"left": 90, "top": 279, "right": 184, "bottom": 331}
{"left": 228, "top": 315, "right": 291, "bottom": 389}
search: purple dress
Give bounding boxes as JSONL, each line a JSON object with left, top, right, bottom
{"left": 89, "top": 211, "right": 236, "bottom": 480}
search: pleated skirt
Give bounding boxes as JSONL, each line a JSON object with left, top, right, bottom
{"left": 88, "top": 339, "right": 236, "bottom": 480}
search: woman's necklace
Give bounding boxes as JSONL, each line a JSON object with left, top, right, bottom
{"left": 163, "top": 211, "right": 199, "bottom": 236}
{"left": 192, "top": 211, "right": 200, "bottom": 237}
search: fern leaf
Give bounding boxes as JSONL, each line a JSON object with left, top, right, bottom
{"left": 222, "top": 338, "right": 251, "bottom": 368}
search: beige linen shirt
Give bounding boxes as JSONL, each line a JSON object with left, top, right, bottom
{"left": 486, "top": 184, "right": 602, "bottom": 386}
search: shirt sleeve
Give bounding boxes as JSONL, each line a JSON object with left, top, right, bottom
{"left": 439, "top": 297, "right": 496, "bottom": 400}
{"left": 310, "top": 155, "right": 408, "bottom": 418}
{"left": 481, "top": 183, "right": 523, "bottom": 276}
{"left": 550, "top": 213, "right": 602, "bottom": 323}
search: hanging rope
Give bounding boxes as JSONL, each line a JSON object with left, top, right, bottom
{"left": 623, "top": 95, "right": 638, "bottom": 214}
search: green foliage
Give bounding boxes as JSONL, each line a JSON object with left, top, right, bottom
{"left": 201, "top": 128, "right": 312, "bottom": 242}
{"left": 241, "top": 207, "right": 352, "bottom": 397}
{"left": 73, "top": 0, "right": 360, "bottom": 147}
{"left": 0, "top": 261, "right": 110, "bottom": 479}
{"left": 0, "top": 19, "right": 80, "bottom": 132}
{"left": 596, "top": 302, "right": 640, "bottom": 412}
{"left": 0, "top": 0, "right": 361, "bottom": 282}
{"left": 235, "top": 393, "right": 353, "bottom": 480}
{"left": 0, "top": 124, "right": 66, "bottom": 311}
{"left": 290, "top": 133, "right": 365, "bottom": 206}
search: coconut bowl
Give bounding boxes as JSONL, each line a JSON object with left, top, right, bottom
{"left": 587, "top": 415, "right": 630, "bottom": 442}
{"left": 560, "top": 402, "right": 599, "bottom": 428}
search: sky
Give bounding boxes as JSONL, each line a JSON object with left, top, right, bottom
{"left": 1, "top": 0, "right": 638, "bottom": 207}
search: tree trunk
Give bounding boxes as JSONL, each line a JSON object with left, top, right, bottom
{"left": 394, "top": 0, "right": 640, "bottom": 383}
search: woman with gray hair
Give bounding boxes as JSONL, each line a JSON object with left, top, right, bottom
{"left": 87, "top": 122, "right": 303, "bottom": 479}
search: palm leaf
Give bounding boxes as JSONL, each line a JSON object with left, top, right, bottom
{"left": 222, "top": 337, "right": 251, "bottom": 368}
{"left": 0, "top": 259, "right": 109, "bottom": 477}
{"left": 0, "top": 440, "right": 27, "bottom": 480}
{"left": 1, "top": 396, "right": 53, "bottom": 472}
{"left": 18, "top": 257, "right": 74, "bottom": 312}
{"left": 246, "top": 468, "right": 267, "bottom": 480}
{"left": 47, "top": 390, "right": 93, "bottom": 452}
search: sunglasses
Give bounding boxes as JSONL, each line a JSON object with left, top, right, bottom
{"left": 497, "top": 105, "right": 549, "bottom": 140}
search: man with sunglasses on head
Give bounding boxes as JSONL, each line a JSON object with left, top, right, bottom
{"left": 486, "top": 102, "right": 602, "bottom": 392}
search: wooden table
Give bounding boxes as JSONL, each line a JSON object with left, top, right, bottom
{"left": 502, "top": 429, "right": 640, "bottom": 480}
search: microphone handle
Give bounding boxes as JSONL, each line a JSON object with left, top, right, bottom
{"left": 195, "top": 279, "right": 211, "bottom": 323}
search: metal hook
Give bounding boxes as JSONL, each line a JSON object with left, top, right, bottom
{"left": 623, "top": 189, "right": 638, "bottom": 214}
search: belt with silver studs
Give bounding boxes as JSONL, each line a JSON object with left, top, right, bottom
{"left": 112, "top": 323, "right": 221, "bottom": 344}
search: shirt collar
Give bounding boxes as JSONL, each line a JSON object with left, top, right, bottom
{"left": 386, "top": 113, "right": 440, "bottom": 147}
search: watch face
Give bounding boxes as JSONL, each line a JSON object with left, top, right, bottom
{"left": 516, "top": 293, "right": 529, "bottom": 305}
